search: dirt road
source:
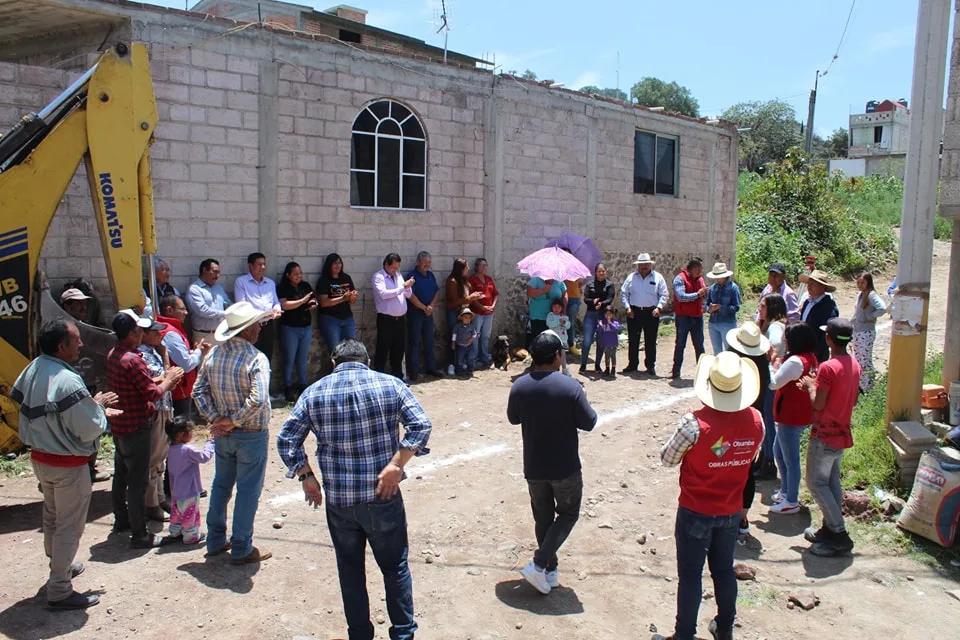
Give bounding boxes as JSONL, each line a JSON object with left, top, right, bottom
{"left": 1, "top": 244, "right": 957, "bottom": 640}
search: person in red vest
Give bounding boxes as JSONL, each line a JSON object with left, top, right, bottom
{"left": 798, "top": 318, "right": 861, "bottom": 557}
{"left": 671, "top": 258, "right": 709, "bottom": 380}
{"left": 658, "top": 351, "right": 763, "bottom": 640}
{"left": 157, "top": 294, "right": 212, "bottom": 419}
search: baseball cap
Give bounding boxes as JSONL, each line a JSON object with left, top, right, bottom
{"left": 61, "top": 288, "right": 91, "bottom": 303}
{"left": 530, "top": 330, "right": 564, "bottom": 363}
{"left": 767, "top": 262, "right": 786, "bottom": 274}
{"left": 115, "top": 309, "right": 167, "bottom": 333}
{"left": 820, "top": 317, "right": 853, "bottom": 342}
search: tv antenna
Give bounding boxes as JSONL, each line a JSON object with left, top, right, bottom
{"left": 434, "top": 0, "right": 451, "bottom": 64}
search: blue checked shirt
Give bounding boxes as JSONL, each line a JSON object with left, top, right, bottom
{"left": 277, "top": 362, "right": 432, "bottom": 507}
{"left": 192, "top": 337, "right": 272, "bottom": 429}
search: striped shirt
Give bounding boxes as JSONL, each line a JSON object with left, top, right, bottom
{"left": 192, "top": 337, "right": 271, "bottom": 430}
{"left": 276, "top": 362, "right": 432, "bottom": 507}
{"left": 660, "top": 412, "right": 702, "bottom": 467}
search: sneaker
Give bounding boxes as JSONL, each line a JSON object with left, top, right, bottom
{"left": 47, "top": 591, "right": 99, "bottom": 611}
{"left": 738, "top": 517, "right": 750, "bottom": 535}
{"left": 770, "top": 489, "right": 784, "bottom": 503}
{"left": 447, "top": 364, "right": 455, "bottom": 376}
{"left": 708, "top": 618, "right": 733, "bottom": 640}
{"left": 769, "top": 501, "right": 800, "bottom": 514}
{"left": 803, "top": 525, "right": 826, "bottom": 544}
{"left": 545, "top": 569, "right": 560, "bottom": 588}
{"left": 130, "top": 533, "right": 165, "bottom": 549}
{"left": 570, "top": 345, "right": 581, "bottom": 356}
{"left": 810, "top": 529, "right": 854, "bottom": 557}
{"left": 519, "top": 561, "right": 551, "bottom": 595}
{"left": 578, "top": 365, "right": 587, "bottom": 374}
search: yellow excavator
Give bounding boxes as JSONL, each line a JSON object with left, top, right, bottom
{"left": 0, "top": 42, "right": 159, "bottom": 453}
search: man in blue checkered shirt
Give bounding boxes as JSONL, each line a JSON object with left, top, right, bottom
{"left": 277, "top": 339, "right": 431, "bottom": 640}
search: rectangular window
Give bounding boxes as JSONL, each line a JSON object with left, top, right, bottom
{"left": 339, "top": 29, "right": 362, "bottom": 43}
{"left": 874, "top": 126, "right": 883, "bottom": 144}
{"left": 634, "top": 130, "right": 678, "bottom": 196}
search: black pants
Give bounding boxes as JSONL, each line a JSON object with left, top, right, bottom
{"left": 527, "top": 472, "right": 583, "bottom": 571}
{"left": 627, "top": 306, "right": 660, "bottom": 370}
{"left": 112, "top": 427, "right": 152, "bottom": 537}
{"left": 254, "top": 319, "right": 276, "bottom": 361}
{"left": 374, "top": 314, "right": 406, "bottom": 379}
{"left": 527, "top": 319, "right": 548, "bottom": 349}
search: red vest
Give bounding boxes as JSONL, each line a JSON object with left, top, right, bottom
{"left": 156, "top": 314, "right": 197, "bottom": 401}
{"left": 674, "top": 269, "right": 705, "bottom": 317}
{"left": 679, "top": 405, "right": 763, "bottom": 516}
{"left": 773, "top": 352, "right": 818, "bottom": 426}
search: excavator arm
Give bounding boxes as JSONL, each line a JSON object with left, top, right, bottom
{"left": 0, "top": 42, "right": 158, "bottom": 453}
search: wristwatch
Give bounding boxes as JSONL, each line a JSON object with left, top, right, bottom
{"left": 298, "top": 471, "right": 315, "bottom": 483}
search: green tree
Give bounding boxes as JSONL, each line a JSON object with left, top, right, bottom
{"left": 629, "top": 77, "right": 699, "bottom": 117}
{"left": 721, "top": 100, "right": 803, "bottom": 172}
{"left": 579, "top": 86, "right": 628, "bottom": 101}
{"left": 827, "top": 127, "right": 849, "bottom": 158}
{"left": 521, "top": 69, "right": 538, "bottom": 80}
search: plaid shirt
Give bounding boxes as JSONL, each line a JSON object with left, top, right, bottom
{"left": 106, "top": 343, "right": 162, "bottom": 435}
{"left": 192, "top": 338, "right": 271, "bottom": 429}
{"left": 660, "top": 412, "right": 702, "bottom": 467}
{"left": 277, "top": 362, "right": 432, "bottom": 507}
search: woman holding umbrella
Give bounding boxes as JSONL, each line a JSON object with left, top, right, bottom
{"left": 520, "top": 247, "right": 591, "bottom": 346}
{"left": 579, "top": 263, "right": 615, "bottom": 374}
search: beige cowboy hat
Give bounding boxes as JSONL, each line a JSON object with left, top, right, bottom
{"left": 705, "top": 262, "right": 733, "bottom": 279}
{"left": 633, "top": 252, "right": 655, "bottom": 264}
{"left": 694, "top": 351, "right": 761, "bottom": 412}
{"left": 725, "top": 322, "right": 770, "bottom": 357}
{"left": 214, "top": 301, "right": 272, "bottom": 342}
{"left": 798, "top": 269, "right": 836, "bottom": 292}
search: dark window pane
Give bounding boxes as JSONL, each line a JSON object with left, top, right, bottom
{"left": 339, "top": 29, "right": 361, "bottom": 43}
{"left": 353, "top": 108, "right": 377, "bottom": 133}
{"left": 402, "top": 116, "right": 424, "bottom": 139}
{"left": 369, "top": 100, "right": 389, "bottom": 120}
{"left": 633, "top": 131, "right": 655, "bottom": 195}
{"left": 655, "top": 137, "right": 676, "bottom": 195}
{"left": 403, "top": 139, "right": 426, "bottom": 175}
{"left": 377, "top": 119, "right": 402, "bottom": 136}
{"left": 350, "top": 171, "right": 374, "bottom": 206}
{"left": 351, "top": 133, "right": 375, "bottom": 170}
{"left": 377, "top": 137, "right": 401, "bottom": 208}
{"left": 402, "top": 176, "right": 426, "bottom": 209}
{"left": 391, "top": 102, "right": 411, "bottom": 122}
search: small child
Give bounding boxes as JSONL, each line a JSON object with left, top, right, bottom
{"left": 596, "top": 307, "right": 621, "bottom": 376}
{"left": 546, "top": 300, "right": 570, "bottom": 375}
{"left": 451, "top": 307, "right": 478, "bottom": 374}
{"left": 164, "top": 417, "right": 215, "bottom": 545}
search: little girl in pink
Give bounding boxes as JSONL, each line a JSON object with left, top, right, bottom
{"left": 164, "top": 417, "right": 214, "bottom": 545}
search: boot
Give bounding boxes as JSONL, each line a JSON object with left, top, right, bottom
{"left": 284, "top": 385, "right": 297, "bottom": 403}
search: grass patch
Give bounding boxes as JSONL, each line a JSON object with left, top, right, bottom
{"left": 0, "top": 452, "right": 31, "bottom": 478}
{"left": 737, "top": 583, "right": 780, "bottom": 609}
{"left": 847, "top": 518, "right": 960, "bottom": 576}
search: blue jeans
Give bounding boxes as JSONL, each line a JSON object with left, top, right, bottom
{"left": 206, "top": 430, "right": 268, "bottom": 560}
{"left": 762, "top": 390, "right": 776, "bottom": 465}
{"left": 326, "top": 494, "right": 416, "bottom": 640}
{"left": 580, "top": 311, "right": 603, "bottom": 368}
{"left": 565, "top": 298, "right": 581, "bottom": 349}
{"left": 470, "top": 313, "right": 494, "bottom": 365}
{"left": 455, "top": 342, "right": 476, "bottom": 372}
{"left": 773, "top": 423, "right": 807, "bottom": 504}
{"left": 318, "top": 314, "right": 356, "bottom": 352}
{"left": 673, "top": 315, "right": 705, "bottom": 374}
{"left": 280, "top": 324, "right": 312, "bottom": 386}
{"left": 406, "top": 311, "right": 435, "bottom": 376}
{"left": 806, "top": 438, "right": 846, "bottom": 532}
{"left": 674, "top": 506, "right": 740, "bottom": 640}
{"left": 708, "top": 319, "right": 737, "bottom": 355}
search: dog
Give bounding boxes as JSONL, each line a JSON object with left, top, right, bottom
{"left": 492, "top": 335, "right": 511, "bottom": 371}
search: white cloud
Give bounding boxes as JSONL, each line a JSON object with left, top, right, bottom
{"left": 482, "top": 48, "right": 556, "bottom": 73}
{"left": 570, "top": 71, "right": 602, "bottom": 90}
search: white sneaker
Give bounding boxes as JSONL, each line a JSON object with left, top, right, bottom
{"left": 447, "top": 364, "right": 455, "bottom": 376}
{"left": 769, "top": 501, "right": 800, "bottom": 514}
{"left": 545, "top": 569, "right": 559, "bottom": 588}
{"left": 519, "top": 561, "right": 551, "bottom": 594}
{"left": 770, "top": 489, "right": 784, "bottom": 503}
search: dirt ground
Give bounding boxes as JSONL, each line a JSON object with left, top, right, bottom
{"left": 1, "top": 244, "right": 958, "bottom": 640}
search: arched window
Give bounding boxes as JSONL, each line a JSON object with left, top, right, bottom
{"left": 350, "top": 100, "right": 426, "bottom": 210}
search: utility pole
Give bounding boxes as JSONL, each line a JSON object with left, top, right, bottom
{"left": 886, "top": 0, "right": 951, "bottom": 424}
{"left": 940, "top": 2, "right": 960, "bottom": 396}
{"left": 804, "top": 70, "right": 819, "bottom": 155}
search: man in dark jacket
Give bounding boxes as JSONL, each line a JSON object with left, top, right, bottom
{"left": 798, "top": 270, "right": 839, "bottom": 363}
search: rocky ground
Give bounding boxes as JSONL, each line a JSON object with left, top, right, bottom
{"left": 0, "top": 243, "right": 957, "bottom": 640}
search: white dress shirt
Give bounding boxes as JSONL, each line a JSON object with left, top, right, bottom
{"left": 620, "top": 270, "right": 669, "bottom": 310}
{"left": 186, "top": 279, "right": 231, "bottom": 332}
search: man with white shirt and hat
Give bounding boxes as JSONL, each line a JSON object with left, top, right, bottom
{"left": 619, "top": 252, "right": 669, "bottom": 376}
{"left": 192, "top": 301, "right": 274, "bottom": 564}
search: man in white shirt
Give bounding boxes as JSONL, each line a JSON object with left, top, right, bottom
{"left": 185, "top": 259, "right": 232, "bottom": 345}
{"left": 234, "top": 252, "right": 282, "bottom": 359}
{"left": 619, "top": 253, "right": 669, "bottom": 376}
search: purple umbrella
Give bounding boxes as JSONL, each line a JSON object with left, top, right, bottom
{"left": 545, "top": 234, "right": 602, "bottom": 274}
{"left": 517, "top": 247, "right": 592, "bottom": 282}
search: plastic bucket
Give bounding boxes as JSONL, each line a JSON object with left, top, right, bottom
{"left": 950, "top": 381, "right": 960, "bottom": 426}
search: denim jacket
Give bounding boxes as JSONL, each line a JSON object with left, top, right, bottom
{"left": 707, "top": 281, "right": 741, "bottom": 324}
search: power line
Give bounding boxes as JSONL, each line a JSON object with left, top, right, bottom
{"left": 821, "top": 0, "right": 857, "bottom": 79}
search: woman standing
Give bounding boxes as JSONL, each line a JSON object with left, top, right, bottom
{"left": 468, "top": 258, "right": 500, "bottom": 368}
{"left": 705, "top": 262, "right": 741, "bottom": 354}
{"left": 278, "top": 262, "right": 317, "bottom": 402}
{"left": 316, "top": 253, "right": 358, "bottom": 352}
{"left": 579, "top": 263, "right": 615, "bottom": 374}
{"left": 767, "top": 323, "right": 819, "bottom": 515}
{"left": 757, "top": 293, "right": 789, "bottom": 361}
{"left": 851, "top": 272, "right": 886, "bottom": 393}
{"left": 445, "top": 258, "right": 482, "bottom": 374}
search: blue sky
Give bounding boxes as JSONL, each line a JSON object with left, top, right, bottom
{"left": 152, "top": 0, "right": 951, "bottom": 136}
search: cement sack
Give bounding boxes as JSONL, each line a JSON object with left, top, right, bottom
{"left": 897, "top": 448, "right": 960, "bottom": 547}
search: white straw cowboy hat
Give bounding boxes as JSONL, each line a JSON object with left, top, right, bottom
{"left": 633, "top": 252, "right": 655, "bottom": 264}
{"left": 798, "top": 269, "right": 837, "bottom": 292}
{"left": 215, "top": 301, "right": 271, "bottom": 342}
{"left": 705, "top": 262, "right": 733, "bottom": 279}
{"left": 725, "top": 322, "right": 770, "bottom": 357}
{"left": 694, "top": 352, "right": 761, "bottom": 412}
